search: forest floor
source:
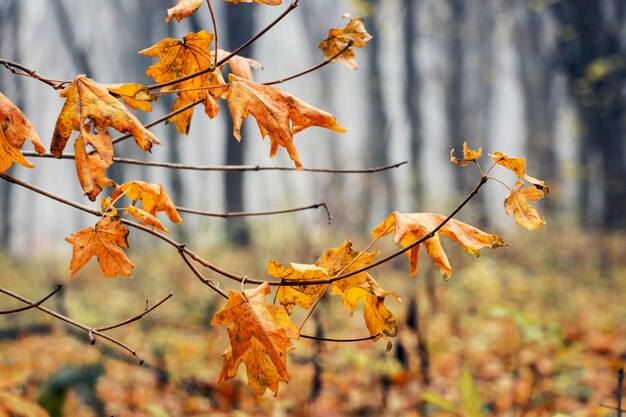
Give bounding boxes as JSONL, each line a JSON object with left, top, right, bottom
{"left": 0, "top": 229, "right": 624, "bottom": 417}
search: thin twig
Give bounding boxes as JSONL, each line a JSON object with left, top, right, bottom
{"left": 147, "top": 0, "right": 300, "bottom": 92}
{"left": 300, "top": 333, "right": 379, "bottom": 343}
{"left": 619, "top": 368, "right": 624, "bottom": 417}
{"left": 179, "top": 250, "right": 228, "bottom": 299}
{"left": 22, "top": 152, "right": 408, "bottom": 174}
{"left": 0, "top": 59, "right": 68, "bottom": 89}
{"left": 0, "top": 284, "right": 62, "bottom": 315}
{"left": 176, "top": 202, "right": 332, "bottom": 224}
{"left": 95, "top": 293, "right": 174, "bottom": 332}
{"left": 206, "top": 0, "right": 218, "bottom": 70}
{"left": 263, "top": 40, "right": 353, "bottom": 86}
{"left": 0, "top": 285, "right": 144, "bottom": 364}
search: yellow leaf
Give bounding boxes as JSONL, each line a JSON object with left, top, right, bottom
{"left": 65, "top": 216, "right": 134, "bottom": 278}
{"left": 51, "top": 76, "right": 160, "bottom": 200}
{"left": 217, "top": 49, "right": 262, "bottom": 81}
{"left": 451, "top": 141, "right": 482, "bottom": 166}
{"left": 100, "top": 197, "right": 117, "bottom": 216}
{"left": 490, "top": 151, "right": 526, "bottom": 178}
{"left": 504, "top": 181, "right": 546, "bottom": 230}
{"left": 372, "top": 212, "right": 507, "bottom": 279}
{"left": 524, "top": 173, "right": 550, "bottom": 193}
{"left": 140, "top": 31, "right": 226, "bottom": 134}
{"left": 165, "top": 0, "right": 204, "bottom": 23}
{"left": 267, "top": 261, "right": 328, "bottom": 314}
{"left": 316, "top": 241, "right": 398, "bottom": 338}
{"left": 319, "top": 17, "right": 372, "bottom": 70}
{"left": 225, "top": 0, "right": 281, "bottom": 5}
{"left": 226, "top": 74, "right": 346, "bottom": 169}
{"left": 111, "top": 181, "right": 182, "bottom": 225}
{"left": 211, "top": 282, "right": 299, "bottom": 395}
{"left": 107, "top": 83, "right": 156, "bottom": 112}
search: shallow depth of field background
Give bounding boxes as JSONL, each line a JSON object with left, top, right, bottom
{"left": 1, "top": 1, "right": 625, "bottom": 416}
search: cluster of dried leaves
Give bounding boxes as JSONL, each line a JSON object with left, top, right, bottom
{"left": 0, "top": 0, "right": 551, "bottom": 403}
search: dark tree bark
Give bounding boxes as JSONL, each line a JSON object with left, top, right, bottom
{"left": 551, "top": 1, "right": 626, "bottom": 228}
{"left": 222, "top": 3, "right": 255, "bottom": 246}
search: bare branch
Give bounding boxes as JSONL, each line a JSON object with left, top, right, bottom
{"left": 22, "top": 152, "right": 408, "bottom": 174}
{"left": 95, "top": 293, "right": 174, "bottom": 332}
{"left": 300, "top": 333, "right": 380, "bottom": 343}
{"left": 176, "top": 202, "right": 332, "bottom": 224}
{"left": 0, "top": 284, "right": 62, "bottom": 314}
{"left": 0, "top": 285, "right": 144, "bottom": 364}
{"left": 179, "top": 250, "right": 228, "bottom": 299}
{"left": 0, "top": 59, "right": 68, "bottom": 89}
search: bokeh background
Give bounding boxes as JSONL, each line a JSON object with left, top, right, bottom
{"left": 0, "top": 1, "right": 625, "bottom": 416}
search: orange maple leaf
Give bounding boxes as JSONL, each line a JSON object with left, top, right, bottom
{"left": 51, "top": 75, "right": 160, "bottom": 201}
{"left": 317, "top": 241, "right": 398, "bottom": 339}
{"left": 124, "top": 205, "right": 169, "bottom": 234}
{"left": 217, "top": 49, "right": 262, "bottom": 81}
{"left": 319, "top": 17, "right": 372, "bottom": 70}
{"left": 65, "top": 216, "right": 134, "bottom": 278}
{"left": 504, "top": 181, "right": 546, "bottom": 230}
{"left": 140, "top": 31, "right": 226, "bottom": 134}
{"left": 111, "top": 181, "right": 182, "bottom": 226}
{"left": 373, "top": 212, "right": 507, "bottom": 279}
{"left": 226, "top": 74, "right": 347, "bottom": 169}
{"left": 211, "top": 282, "right": 299, "bottom": 395}
{"left": 0, "top": 92, "right": 45, "bottom": 172}
{"left": 166, "top": 0, "right": 203, "bottom": 23}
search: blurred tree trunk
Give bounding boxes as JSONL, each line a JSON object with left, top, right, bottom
{"left": 222, "top": 3, "right": 255, "bottom": 246}
{"left": 403, "top": 0, "right": 424, "bottom": 209}
{"left": 551, "top": 1, "right": 626, "bottom": 228}
{"left": 516, "top": 5, "right": 558, "bottom": 208}
{"left": 361, "top": 0, "right": 394, "bottom": 227}
{"left": 445, "top": 0, "right": 468, "bottom": 192}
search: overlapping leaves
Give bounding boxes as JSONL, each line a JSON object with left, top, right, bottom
{"left": 0, "top": 92, "right": 45, "bottom": 172}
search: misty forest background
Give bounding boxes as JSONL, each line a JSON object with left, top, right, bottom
{"left": 1, "top": 0, "right": 625, "bottom": 251}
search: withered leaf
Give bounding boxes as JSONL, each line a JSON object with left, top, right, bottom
{"left": 140, "top": 31, "right": 226, "bottom": 134}
{"left": 217, "top": 49, "right": 262, "bottom": 81}
{"left": 317, "top": 241, "right": 398, "bottom": 339}
{"left": 0, "top": 92, "right": 45, "bottom": 172}
{"left": 211, "top": 282, "right": 299, "bottom": 395}
{"left": 319, "top": 17, "right": 372, "bottom": 70}
{"left": 504, "top": 180, "right": 546, "bottom": 230}
{"left": 166, "top": 0, "right": 203, "bottom": 23}
{"left": 107, "top": 83, "right": 156, "bottom": 112}
{"left": 124, "top": 205, "right": 169, "bottom": 234}
{"left": 373, "top": 212, "right": 507, "bottom": 279}
{"left": 225, "top": 0, "right": 282, "bottom": 5}
{"left": 490, "top": 151, "right": 526, "bottom": 178}
{"left": 451, "top": 141, "right": 482, "bottom": 167}
{"left": 226, "top": 74, "right": 347, "bottom": 169}
{"left": 51, "top": 75, "right": 160, "bottom": 200}
{"left": 65, "top": 216, "right": 134, "bottom": 278}
{"left": 111, "top": 181, "right": 182, "bottom": 225}
{"left": 267, "top": 261, "right": 328, "bottom": 314}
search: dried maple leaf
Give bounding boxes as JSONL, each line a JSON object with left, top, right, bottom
{"left": 107, "top": 83, "right": 156, "bottom": 112}
{"left": 319, "top": 17, "right": 372, "bottom": 70}
{"left": 140, "top": 31, "right": 226, "bottom": 134}
{"left": 317, "top": 241, "right": 398, "bottom": 338}
{"left": 51, "top": 75, "right": 160, "bottom": 201}
{"left": 450, "top": 141, "right": 482, "bottom": 166}
{"left": 504, "top": 180, "right": 546, "bottom": 230}
{"left": 211, "top": 282, "right": 299, "bottom": 395}
{"left": 226, "top": 74, "right": 347, "bottom": 169}
{"left": 111, "top": 181, "right": 182, "bottom": 225}
{"left": 490, "top": 151, "right": 526, "bottom": 178}
{"left": 166, "top": 0, "right": 203, "bottom": 23}
{"left": 373, "top": 212, "right": 507, "bottom": 279}
{"left": 65, "top": 216, "right": 134, "bottom": 278}
{"left": 217, "top": 49, "right": 262, "bottom": 81}
{"left": 267, "top": 261, "right": 328, "bottom": 314}
{"left": 0, "top": 92, "right": 45, "bottom": 172}
{"left": 124, "top": 205, "right": 168, "bottom": 234}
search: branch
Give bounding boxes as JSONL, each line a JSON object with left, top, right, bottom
{"left": 22, "top": 152, "right": 408, "bottom": 174}
{"left": 300, "top": 333, "right": 380, "bottom": 343}
{"left": 0, "top": 59, "right": 68, "bottom": 89}
{"left": 176, "top": 202, "right": 332, "bottom": 224}
{"left": 0, "top": 285, "right": 144, "bottom": 364}
{"left": 0, "top": 284, "right": 62, "bottom": 314}
{"left": 147, "top": 0, "right": 300, "bottom": 92}
{"left": 94, "top": 293, "right": 174, "bottom": 332}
